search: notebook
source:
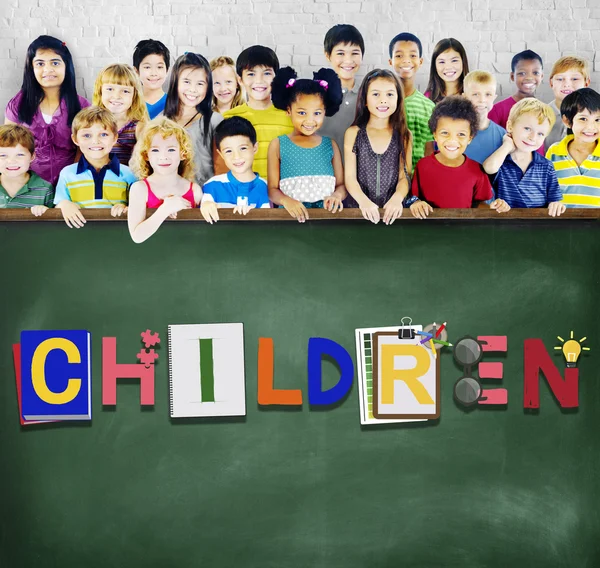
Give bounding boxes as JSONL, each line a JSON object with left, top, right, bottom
{"left": 20, "top": 330, "right": 92, "bottom": 421}
{"left": 168, "top": 323, "right": 246, "bottom": 418}
{"left": 13, "top": 344, "right": 53, "bottom": 426}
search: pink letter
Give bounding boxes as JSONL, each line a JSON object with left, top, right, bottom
{"left": 102, "top": 337, "right": 155, "bottom": 406}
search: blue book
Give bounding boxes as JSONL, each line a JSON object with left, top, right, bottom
{"left": 20, "top": 330, "right": 92, "bottom": 421}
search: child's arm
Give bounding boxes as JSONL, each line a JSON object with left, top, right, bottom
{"left": 343, "top": 126, "right": 380, "bottom": 224}
{"left": 31, "top": 183, "right": 55, "bottom": 217}
{"left": 323, "top": 139, "right": 347, "bottom": 214}
{"left": 382, "top": 134, "right": 413, "bottom": 225}
{"left": 127, "top": 180, "right": 191, "bottom": 243}
{"left": 546, "top": 164, "right": 566, "bottom": 217}
{"left": 267, "top": 137, "right": 309, "bottom": 223}
{"left": 53, "top": 172, "right": 86, "bottom": 229}
{"left": 483, "top": 134, "right": 515, "bottom": 174}
{"left": 408, "top": 163, "right": 433, "bottom": 219}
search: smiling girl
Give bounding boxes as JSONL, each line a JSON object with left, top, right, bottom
{"left": 93, "top": 63, "right": 149, "bottom": 166}
{"left": 425, "top": 38, "right": 469, "bottom": 104}
{"left": 4, "top": 35, "right": 89, "bottom": 185}
{"left": 164, "top": 53, "right": 224, "bottom": 186}
{"left": 344, "top": 69, "right": 413, "bottom": 225}
{"left": 128, "top": 117, "right": 201, "bottom": 243}
{"left": 267, "top": 66, "right": 346, "bottom": 222}
{"left": 210, "top": 56, "right": 243, "bottom": 114}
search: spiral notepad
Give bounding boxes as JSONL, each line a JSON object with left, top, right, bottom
{"left": 168, "top": 323, "right": 246, "bottom": 418}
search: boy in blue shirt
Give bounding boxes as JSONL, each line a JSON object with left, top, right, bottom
{"left": 483, "top": 98, "right": 565, "bottom": 216}
{"left": 463, "top": 70, "right": 506, "bottom": 165}
{"left": 201, "top": 116, "right": 270, "bottom": 224}
{"left": 133, "top": 39, "right": 171, "bottom": 119}
{"left": 54, "top": 106, "right": 137, "bottom": 228}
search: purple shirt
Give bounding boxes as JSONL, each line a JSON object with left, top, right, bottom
{"left": 5, "top": 91, "right": 90, "bottom": 186}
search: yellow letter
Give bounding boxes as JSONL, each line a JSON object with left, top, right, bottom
{"left": 381, "top": 344, "right": 434, "bottom": 405}
{"left": 31, "top": 338, "right": 82, "bottom": 404}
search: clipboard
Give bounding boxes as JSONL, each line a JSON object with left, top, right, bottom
{"left": 372, "top": 319, "right": 440, "bottom": 420}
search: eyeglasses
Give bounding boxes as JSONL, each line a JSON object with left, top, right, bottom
{"left": 453, "top": 336, "right": 489, "bottom": 407}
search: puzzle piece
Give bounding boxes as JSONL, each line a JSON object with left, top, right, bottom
{"left": 141, "top": 329, "right": 161, "bottom": 348}
{"left": 137, "top": 348, "right": 159, "bottom": 368}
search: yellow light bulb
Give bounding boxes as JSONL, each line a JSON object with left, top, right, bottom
{"left": 562, "top": 339, "right": 581, "bottom": 368}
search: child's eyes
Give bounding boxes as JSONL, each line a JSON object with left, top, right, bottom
{"left": 150, "top": 148, "right": 159, "bottom": 152}
{"left": 100, "top": 133, "right": 109, "bottom": 137}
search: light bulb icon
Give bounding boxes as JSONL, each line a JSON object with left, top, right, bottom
{"left": 555, "top": 331, "right": 590, "bottom": 368}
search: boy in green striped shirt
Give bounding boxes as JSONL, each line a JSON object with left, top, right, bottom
{"left": 388, "top": 32, "right": 435, "bottom": 171}
{"left": 546, "top": 88, "right": 600, "bottom": 208}
{"left": 0, "top": 124, "right": 53, "bottom": 215}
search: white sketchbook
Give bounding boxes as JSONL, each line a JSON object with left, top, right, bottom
{"left": 168, "top": 323, "right": 246, "bottom": 418}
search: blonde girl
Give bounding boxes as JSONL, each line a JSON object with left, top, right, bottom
{"left": 210, "top": 56, "right": 243, "bottom": 114}
{"left": 93, "top": 63, "right": 149, "bottom": 165}
{"left": 128, "top": 117, "right": 201, "bottom": 243}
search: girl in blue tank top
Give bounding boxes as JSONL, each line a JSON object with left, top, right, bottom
{"left": 267, "top": 66, "right": 347, "bottom": 222}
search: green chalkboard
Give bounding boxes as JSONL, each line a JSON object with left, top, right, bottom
{"left": 1, "top": 216, "right": 599, "bottom": 568}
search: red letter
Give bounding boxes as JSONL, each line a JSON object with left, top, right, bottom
{"left": 102, "top": 337, "right": 155, "bottom": 406}
{"left": 257, "top": 337, "right": 302, "bottom": 406}
{"left": 524, "top": 339, "right": 579, "bottom": 408}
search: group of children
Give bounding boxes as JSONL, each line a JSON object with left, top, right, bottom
{"left": 1, "top": 27, "right": 599, "bottom": 241}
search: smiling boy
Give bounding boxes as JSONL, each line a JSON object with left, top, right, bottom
{"left": 133, "top": 39, "right": 171, "bottom": 119}
{"left": 319, "top": 24, "right": 364, "bottom": 158}
{"left": 223, "top": 45, "right": 293, "bottom": 179}
{"left": 483, "top": 98, "right": 564, "bottom": 216}
{"left": 546, "top": 88, "right": 600, "bottom": 208}
{"left": 54, "top": 106, "right": 136, "bottom": 228}
{"left": 544, "top": 56, "right": 590, "bottom": 152}
{"left": 389, "top": 32, "right": 435, "bottom": 169}
{"left": 201, "top": 116, "right": 270, "bottom": 223}
{"left": 0, "top": 124, "right": 53, "bottom": 215}
{"left": 408, "top": 96, "right": 509, "bottom": 218}
{"left": 463, "top": 70, "right": 506, "bottom": 164}
{"left": 488, "top": 50, "right": 543, "bottom": 130}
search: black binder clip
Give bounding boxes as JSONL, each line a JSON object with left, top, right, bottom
{"left": 398, "top": 316, "right": 416, "bottom": 340}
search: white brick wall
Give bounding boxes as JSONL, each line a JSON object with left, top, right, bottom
{"left": 1, "top": 0, "right": 599, "bottom": 112}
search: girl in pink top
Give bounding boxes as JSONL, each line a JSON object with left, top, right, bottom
{"left": 4, "top": 35, "right": 89, "bottom": 185}
{"left": 128, "top": 117, "right": 202, "bottom": 243}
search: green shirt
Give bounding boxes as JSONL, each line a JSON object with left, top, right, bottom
{"left": 404, "top": 89, "right": 435, "bottom": 170}
{"left": 0, "top": 172, "right": 54, "bottom": 209}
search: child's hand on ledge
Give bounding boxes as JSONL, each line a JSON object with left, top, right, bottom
{"left": 281, "top": 196, "right": 309, "bottom": 223}
{"left": 233, "top": 202, "right": 256, "bottom": 216}
{"left": 324, "top": 194, "right": 344, "bottom": 214}
{"left": 201, "top": 201, "right": 219, "bottom": 224}
{"left": 358, "top": 197, "right": 380, "bottom": 224}
{"left": 548, "top": 202, "right": 566, "bottom": 217}
{"left": 489, "top": 199, "right": 511, "bottom": 213}
{"left": 111, "top": 204, "right": 128, "bottom": 217}
{"left": 410, "top": 199, "right": 433, "bottom": 220}
{"left": 30, "top": 205, "right": 48, "bottom": 217}
{"left": 382, "top": 193, "right": 404, "bottom": 225}
{"left": 57, "top": 200, "right": 86, "bottom": 229}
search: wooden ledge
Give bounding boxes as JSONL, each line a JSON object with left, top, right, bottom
{"left": 1, "top": 208, "right": 599, "bottom": 222}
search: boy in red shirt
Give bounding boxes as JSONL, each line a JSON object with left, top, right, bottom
{"left": 408, "top": 96, "right": 510, "bottom": 218}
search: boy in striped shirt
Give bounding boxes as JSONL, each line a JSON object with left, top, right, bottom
{"left": 0, "top": 124, "right": 53, "bottom": 215}
{"left": 546, "top": 88, "right": 600, "bottom": 208}
{"left": 483, "top": 98, "right": 566, "bottom": 216}
{"left": 54, "top": 107, "right": 136, "bottom": 228}
{"left": 388, "top": 32, "right": 435, "bottom": 170}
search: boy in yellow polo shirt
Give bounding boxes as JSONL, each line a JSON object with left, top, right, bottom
{"left": 223, "top": 46, "right": 293, "bottom": 179}
{"left": 546, "top": 88, "right": 600, "bottom": 208}
{"left": 54, "top": 107, "right": 137, "bottom": 228}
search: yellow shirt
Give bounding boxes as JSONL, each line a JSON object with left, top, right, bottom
{"left": 223, "top": 103, "right": 293, "bottom": 179}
